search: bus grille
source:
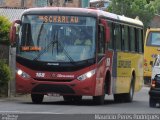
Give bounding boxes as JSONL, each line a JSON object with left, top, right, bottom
{"left": 34, "top": 78, "right": 73, "bottom": 82}
{"left": 32, "top": 84, "right": 75, "bottom": 94}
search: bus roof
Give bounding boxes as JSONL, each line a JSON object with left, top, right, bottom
{"left": 22, "top": 7, "right": 143, "bottom": 27}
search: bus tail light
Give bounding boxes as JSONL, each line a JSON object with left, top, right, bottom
{"left": 17, "top": 69, "right": 30, "bottom": 79}
{"left": 77, "top": 69, "right": 96, "bottom": 81}
{"left": 151, "top": 80, "right": 156, "bottom": 88}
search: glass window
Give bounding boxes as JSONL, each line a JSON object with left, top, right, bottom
{"left": 35, "top": 0, "right": 48, "bottom": 7}
{"left": 115, "top": 24, "right": 121, "bottom": 51}
{"left": 98, "top": 25, "right": 105, "bottom": 54}
{"left": 65, "top": 0, "right": 73, "bottom": 3}
{"left": 18, "top": 15, "right": 96, "bottom": 62}
{"left": 147, "top": 32, "right": 160, "bottom": 46}
{"left": 108, "top": 22, "right": 113, "bottom": 50}
{"left": 130, "top": 27, "right": 135, "bottom": 52}
{"left": 123, "top": 26, "right": 129, "bottom": 51}
{"left": 138, "top": 29, "right": 143, "bottom": 53}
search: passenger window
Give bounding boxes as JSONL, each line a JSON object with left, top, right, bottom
{"left": 122, "top": 26, "right": 129, "bottom": 51}
{"left": 108, "top": 22, "right": 113, "bottom": 50}
{"left": 130, "top": 27, "right": 136, "bottom": 52}
{"left": 115, "top": 24, "right": 122, "bottom": 51}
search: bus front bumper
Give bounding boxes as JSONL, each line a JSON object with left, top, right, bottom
{"left": 16, "top": 75, "right": 97, "bottom": 96}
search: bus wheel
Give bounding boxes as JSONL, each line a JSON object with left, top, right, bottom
{"left": 93, "top": 95, "right": 105, "bottom": 105}
{"left": 93, "top": 84, "right": 106, "bottom": 105}
{"left": 31, "top": 94, "right": 44, "bottom": 104}
{"left": 114, "top": 80, "right": 134, "bottom": 103}
{"left": 149, "top": 97, "right": 156, "bottom": 108}
{"left": 114, "top": 94, "right": 123, "bottom": 103}
{"left": 124, "top": 77, "right": 134, "bottom": 102}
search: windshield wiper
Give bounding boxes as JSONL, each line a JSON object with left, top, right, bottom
{"left": 56, "top": 35, "right": 75, "bottom": 64}
{"left": 33, "top": 33, "right": 57, "bottom": 61}
{"left": 37, "top": 22, "right": 45, "bottom": 46}
{"left": 33, "top": 30, "right": 76, "bottom": 65}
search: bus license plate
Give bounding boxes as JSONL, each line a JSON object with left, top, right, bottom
{"left": 47, "top": 93, "right": 60, "bottom": 97}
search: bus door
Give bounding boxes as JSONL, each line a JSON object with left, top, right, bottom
{"left": 95, "top": 22, "right": 106, "bottom": 96}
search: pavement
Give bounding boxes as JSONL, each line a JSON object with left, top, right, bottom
{"left": 0, "top": 94, "right": 31, "bottom": 102}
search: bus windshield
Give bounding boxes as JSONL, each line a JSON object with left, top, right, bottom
{"left": 17, "top": 15, "right": 96, "bottom": 63}
{"left": 147, "top": 32, "right": 160, "bottom": 46}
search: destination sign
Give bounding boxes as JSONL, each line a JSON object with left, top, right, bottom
{"left": 21, "top": 46, "right": 42, "bottom": 51}
{"left": 38, "top": 16, "right": 79, "bottom": 24}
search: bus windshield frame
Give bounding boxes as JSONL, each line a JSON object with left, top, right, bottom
{"left": 17, "top": 15, "right": 96, "bottom": 63}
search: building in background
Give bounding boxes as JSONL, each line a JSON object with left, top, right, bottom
{"left": 149, "top": 14, "right": 160, "bottom": 28}
{"left": 90, "top": 0, "right": 110, "bottom": 10}
{"left": 0, "top": 0, "right": 82, "bottom": 8}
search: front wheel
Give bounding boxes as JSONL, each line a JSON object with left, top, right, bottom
{"left": 93, "top": 83, "right": 106, "bottom": 105}
{"left": 93, "top": 95, "right": 105, "bottom": 105}
{"left": 31, "top": 94, "right": 44, "bottom": 104}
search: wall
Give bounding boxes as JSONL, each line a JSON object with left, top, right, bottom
{"left": 0, "top": 0, "right": 81, "bottom": 8}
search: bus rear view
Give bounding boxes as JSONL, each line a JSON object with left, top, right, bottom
{"left": 144, "top": 28, "right": 160, "bottom": 84}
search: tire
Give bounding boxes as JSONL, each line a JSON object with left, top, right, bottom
{"left": 93, "top": 95, "right": 105, "bottom": 105}
{"left": 114, "top": 94, "right": 123, "bottom": 103}
{"left": 114, "top": 76, "right": 134, "bottom": 103}
{"left": 63, "top": 95, "right": 82, "bottom": 103}
{"left": 124, "top": 81, "right": 134, "bottom": 102}
{"left": 93, "top": 84, "right": 106, "bottom": 105}
{"left": 149, "top": 97, "right": 156, "bottom": 108}
{"left": 31, "top": 94, "right": 44, "bottom": 104}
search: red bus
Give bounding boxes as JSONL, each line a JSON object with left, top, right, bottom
{"left": 10, "top": 7, "right": 144, "bottom": 105}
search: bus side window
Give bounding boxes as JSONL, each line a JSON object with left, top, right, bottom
{"left": 98, "top": 25, "right": 105, "bottom": 54}
{"left": 138, "top": 29, "right": 143, "bottom": 53}
{"left": 115, "top": 24, "right": 122, "bottom": 51}
{"left": 108, "top": 21, "right": 113, "bottom": 50}
{"left": 123, "top": 26, "right": 129, "bottom": 51}
{"left": 129, "top": 27, "right": 136, "bottom": 52}
{"left": 135, "top": 28, "right": 139, "bottom": 52}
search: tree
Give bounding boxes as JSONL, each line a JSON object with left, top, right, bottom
{"left": 108, "top": 0, "right": 155, "bottom": 29}
{"left": 0, "top": 60, "right": 11, "bottom": 86}
{"left": 0, "top": 60, "right": 11, "bottom": 96}
{"left": 0, "top": 16, "right": 11, "bottom": 45}
{"left": 151, "top": 0, "right": 160, "bottom": 14}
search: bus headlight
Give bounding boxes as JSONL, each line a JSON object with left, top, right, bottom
{"left": 17, "top": 69, "right": 30, "bottom": 79}
{"left": 77, "top": 69, "right": 96, "bottom": 81}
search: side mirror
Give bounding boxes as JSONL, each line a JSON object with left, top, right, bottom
{"left": 100, "top": 19, "right": 110, "bottom": 43}
{"left": 10, "top": 20, "right": 21, "bottom": 47}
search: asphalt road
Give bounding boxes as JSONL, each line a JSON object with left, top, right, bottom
{"left": 0, "top": 87, "right": 159, "bottom": 120}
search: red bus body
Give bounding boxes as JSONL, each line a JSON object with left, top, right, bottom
{"left": 11, "top": 7, "right": 143, "bottom": 104}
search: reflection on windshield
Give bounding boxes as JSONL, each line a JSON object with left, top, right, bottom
{"left": 17, "top": 15, "right": 96, "bottom": 62}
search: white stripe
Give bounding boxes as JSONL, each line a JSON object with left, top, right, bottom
{"left": 0, "top": 111, "right": 61, "bottom": 114}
